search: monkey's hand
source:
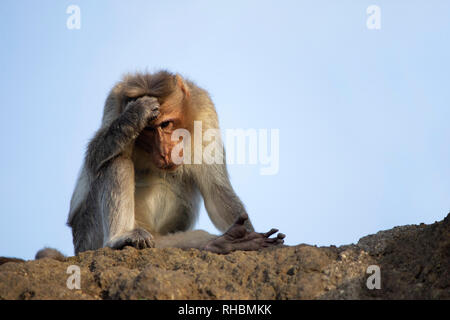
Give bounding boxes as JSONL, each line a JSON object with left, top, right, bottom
{"left": 86, "top": 96, "right": 160, "bottom": 173}
{"left": 125, "top": 96, "right": 160, "bottom": 127}
{"left": 106, "top": 228, "right": 155, "bottom": 250}
{"left": 203, "top": 213, "right": 285, "bottom": 254}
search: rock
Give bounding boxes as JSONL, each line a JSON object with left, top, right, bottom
{"left": 0, "top": 257, "right": 24, "bottom": 265}
{"left": 0, "top": 213, "right": 449, "bottom": 300}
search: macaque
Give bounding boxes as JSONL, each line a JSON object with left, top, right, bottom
{"left": 67, "top": 71, "right": 284, "bottom": 255}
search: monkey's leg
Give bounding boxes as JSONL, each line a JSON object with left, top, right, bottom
{"left": 99, "top": 156, "right": 155, "bottom": 250}
{"left": 153, "top": 230, "right": 217, "bottom": 250}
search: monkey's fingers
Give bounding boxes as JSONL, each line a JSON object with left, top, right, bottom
{"left": 144, "top": 237, "right": 153, "bottom": 248}
{"left": 149, "top": 109, "right": 160, "bottom": 121}
{"left": 277, "top": 233, "right": 286, "bottom": 239}
{"left": 263, "top": 228, "right": 279, "bottom": 238}
{"left": 137, "top": 95, "right": 159, "bottom": 105}
{"left": 263, "top": 236, "right": 285, "bottom": 246}
{"left": 137, "top": 239, "right": 147, "bottom": 249}
{"left": 262, "top": 232, "right": 285, "bottom": 245}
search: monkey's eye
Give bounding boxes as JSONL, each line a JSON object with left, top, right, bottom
{"left": 160, "top": 121, "right": 173, "bottom": 131}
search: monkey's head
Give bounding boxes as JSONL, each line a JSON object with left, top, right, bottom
{"left": 110, "top": 71, "right": 194, "bottom": 171}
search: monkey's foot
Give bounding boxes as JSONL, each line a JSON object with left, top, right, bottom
{"left": 203, "top": 213, "right": 285, "bottom": 254}
{"left": 106, "top": 228, "right": 155, "bottom": 250}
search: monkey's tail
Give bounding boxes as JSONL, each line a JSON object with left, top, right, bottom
{"left": 35, "top": 247, "right": 66, "bottom": 262}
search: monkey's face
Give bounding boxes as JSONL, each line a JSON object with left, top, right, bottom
{"left": 135, "top": 105, "right": 186, "bottom": 171}
{"left": 129, "top": 75, "right": 191, "bottom": 171}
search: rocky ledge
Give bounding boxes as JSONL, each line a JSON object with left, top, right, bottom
{"left": 0, "top": 213, "right": 449, "bottom": 300}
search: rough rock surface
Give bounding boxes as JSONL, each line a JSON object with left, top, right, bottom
{"left": 0, "top": 214, "right": 449, "bottom": 300}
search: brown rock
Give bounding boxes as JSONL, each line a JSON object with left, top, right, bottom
{"left": 0, "top": 213, "right": 449, "bottom": 300}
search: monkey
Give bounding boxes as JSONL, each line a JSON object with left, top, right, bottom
{"left": 63, "top": 70, "right": 285, "bottom": 256}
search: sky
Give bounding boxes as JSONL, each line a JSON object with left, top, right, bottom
{"left": 0, "top": 1, "right": 449, "bottom": 260}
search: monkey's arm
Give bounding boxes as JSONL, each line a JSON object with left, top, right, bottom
{"left": 86, "top": 96, "right": 160, "bottom": 173}
{"left": 70, "top": 97, "right": 159, "bottom": 254}
{"left": 192, "top": 162, "right": 254, "bottom": 232}
{"left": 189, "top": 160, "right": 285, "bottom": 253}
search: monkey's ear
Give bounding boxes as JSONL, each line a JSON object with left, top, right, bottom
{"left": 175, "top": 74, "right": 190, "bottom": 99}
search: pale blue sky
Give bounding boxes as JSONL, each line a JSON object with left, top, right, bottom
{"left": 1, "top": 1, "right": 449, "bottom": 259}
